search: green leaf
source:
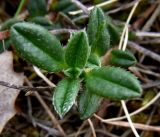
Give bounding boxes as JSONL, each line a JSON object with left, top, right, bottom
{"left": 53, "top": 78, "right": 80, "bottom": 118}
{"left": 65, "top": 31, "right": 90, "bottom": 69}
{"left": 64, "top": 68, "right": 82, "bottom": 78}
{"left": 29, "top": 16, "right": 54, "bottom": 29}
{"left": 87, "top": 53, "right": 101, "bottom": 68}
{"left": 79, "top": 89, "right": 101, "bottom": 119}
{"left": 0, "top": 18, "right": 21, "bottom": 31}
{"left": 27, "top": 0, "right": 47, "bottom": 18}
{"left": 10, "top": 22, "right": 65, "bottom": 72}
{"left": 109, "top": 50, "right": 137, "bottom": 68}
{"left": 51, "top": 0, "right": 77, "bottom": 13}
{"left": 86, "top": 67, "right": 142, "bottom": 100}
{"left": 87, "top": 7, "right": 110, "bottom": 56}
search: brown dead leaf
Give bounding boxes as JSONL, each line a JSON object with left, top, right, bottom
{"left": 0, "top": 51, "right": 24, "bottom": 133}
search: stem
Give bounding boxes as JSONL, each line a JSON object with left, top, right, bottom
{"left": 14, "top": 0, "right": 26, "bottom": 17}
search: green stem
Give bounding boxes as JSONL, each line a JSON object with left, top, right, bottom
{"left": 14, "top": 0, "right": 26, "bottom": 17}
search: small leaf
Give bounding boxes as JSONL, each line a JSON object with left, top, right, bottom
{"left": 107, "top": 23, "right": 121, "bottom": 45}
{"left": 86, "top": 53, "right": 101, "bottom": 68}
{"left": 110, "top": 49, "right": 137, "bottom": 68}
{"left": 27, "top": 0, "right": 47, "bottom": 18}
{"left": 29, "top": 16, "right": 54, "bottom": 29}
{"left": 78, "top": 89, "right": 101, "bottom": 120}
{"left": 65, "top": 31, "right": 90, "bottom": 69}
{"left": 87, "top": 7, "right": 110, "bottom": 56}
{"left": 51, "top": 0, "right": 76, "bottom": 13}
{"left": 11, "top": 22, "right": 65, "bottom": 72}
{"left": 53, "top": 78, "right": 80, "bottom": 118}
{"left": 86, "top": 67, "right": 142, "bottom": 100}
{"left": 64, "top": 68, "right": 82, "bottom": 78}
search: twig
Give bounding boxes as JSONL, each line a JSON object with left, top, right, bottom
{"left": 87, "top": 119, "right": 96, "bottom": 137}
{"left": 0, "top": 80, "right": 52, "bottom": 92}
{"left": 68, "top": 0, "right": 118, "bottom": 15}
{"left": 70, "top": 0, "right": 89, "bottom": 15}
{"left": 75, "top": 120, "right": 87, "bottom": 137}
{"left": 122, "top": 26, "right": 128, "bottom": 51}
{"left": 136, "top": 67, "right": 160, "bottom": 77}
{"left": 140, "top": 106, "right": 156, "bottom": 137}
{"left": 118, "top": 1, "right": 141, "bottom": 136}
{"left": 142, "top": 3, "right": 160, "bottom": 31}
{"left": 132, "top": 3, "right": 157, "bottom": 29}
{"left": 95, "top": 129, "right": 120, "bottom": 137}
{"left": 107, "top": 0, "right": 137, "bottom": 14}
{"left": 25, "top": 78, "right": 67, "bottom": 137}
{"left": 22, "top": 113, "right": 60, "bottom": 136}
{"left": 121, "top": 100, "right": 140, "bottom": 137}
{"left": 102, "top": 120, "right": 160, "bottom": 132}
{"left": 17, "top": 10, "right": 29, "bottom": 20}
{"left": 142, "top": 80, "right": 160, "bottom": 89}
{"left": 33, "top": 66, "right": 56, "bottom": 87}
{"left": 136, "top": 31, "right": 160, "bottom": 37}
{"left": 118, "top": 0, "right": 140, "bottom": 50}
{"left": 14, "top": 0, "right": 27, "bottom": 17}
{"left": 139, "top": 38, "right": 160, "bottom": 44}
{"left": 128, "top": 41, "right": 160, "bottom": 63}
{"left": 36, "top": 122, "right": 60, "bottom": 136}
{"left": 47, "top": 0, "right": 53, "bottom": 11}
{"left": 95, "top": 91, "right": 160, "bottom": 122}
{"left": 58, "top": 12, "right": 78, "bottom": 29}
{"left": 94, "top": 114, "right": 160, "bottom": 132}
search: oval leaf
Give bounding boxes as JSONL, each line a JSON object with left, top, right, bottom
{"left": 78, "top": 89, "right": 101, "bottom": 120}
{"left": 110, "top": 49, "right": 137, "bottom": 68}
{"left": 65, "top": 31, "right": 90, "bottom": 69}
{"left": 11, "top": 22, "right": 65, "bottom": 72}
{"left": 87, "top": 7, "right": 110, "bottom": 56}
{"left": 86, "top": 67, "right": 142, "bottom": 100}
{"left": 53, "top": 78, "right": 80, "bottom": 118}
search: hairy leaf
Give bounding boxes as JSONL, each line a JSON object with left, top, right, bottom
{"left": 53, "top": 78, "right": 80, "bottom": 118}
{"left": 11, "top": 22, "right": 65, "bottom": 72}
{"left": 87, "top": 7, "right": 110, "bottom": 56}
{"left": 86, "top": 67, "right": 142, "bottom": 100}
{"left": 65, "top": 31, "right": 90, "bottom": 69}
{"left": 79, "top": 89, "right": 101, "bottom": 120}
{"left": 27, "top": 0, "right": 47, "bottom": 17}
{"left": 64, "top": 68, "right": 82, "bottom": 78}
{"left": 110, "top": 50, "right": 137, "bottom": 68}
{"left": 86, "top": 53, "right": 101, "bottom": 68}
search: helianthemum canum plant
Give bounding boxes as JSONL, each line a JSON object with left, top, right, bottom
{"left": 10, "top": 7, "right": 142, "bottom": 119}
